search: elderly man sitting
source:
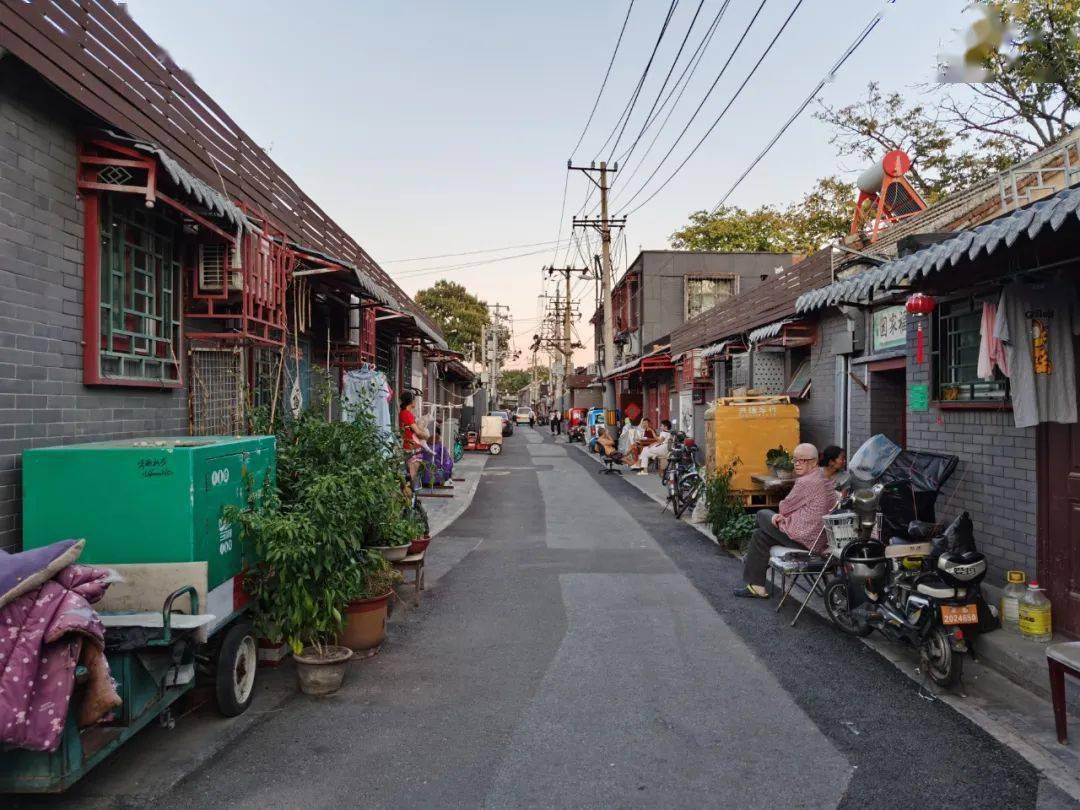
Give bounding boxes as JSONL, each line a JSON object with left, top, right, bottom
{"left": 734, "top": 442, "right": 839, "bottom": 599}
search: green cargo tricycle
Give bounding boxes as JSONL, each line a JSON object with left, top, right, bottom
{"left": 0, "top": 436, "right": 275, "bottom": 793}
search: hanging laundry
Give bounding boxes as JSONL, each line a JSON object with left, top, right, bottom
{"left": 994, "top": 282, "right": 1080, "bottom": 428}
{"left": 977, "top": 300, "right": 1009, "bottom": 381}
{"left": 342, "top": 366, "right": 393, "bottom": 440}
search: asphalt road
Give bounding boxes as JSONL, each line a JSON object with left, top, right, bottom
{"left": 157, "top": 427, "right": 1037, "bottom": 809}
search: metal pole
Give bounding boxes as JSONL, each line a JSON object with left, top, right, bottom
{"left": 599, "top": 161, "right": 616, "bottom": 411}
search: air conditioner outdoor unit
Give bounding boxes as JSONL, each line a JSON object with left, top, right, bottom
{"left": 198, "top": 243, "right": 243, "bottom": 292}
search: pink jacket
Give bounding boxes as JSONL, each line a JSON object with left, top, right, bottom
{"left": 0, "top": 564, "right": 120, "bottom": 752}
{"left": 775, "top": 468, "right": 839, "bottom": 552}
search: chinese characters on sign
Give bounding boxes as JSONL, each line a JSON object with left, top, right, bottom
{"left": 908, "top": 384, "right": 929, "bottom": 412}
{"left": 872, "top": 305, "right": 907, "bottom": 352}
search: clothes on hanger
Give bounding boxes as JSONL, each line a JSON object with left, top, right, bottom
{"left": 994, "top": 282, "right": 1080, "bottom": 428}
{"left": 977, "top": 300, "right": 1009, "bottom": 381}
{"left": 342, "top": 365, "right": 393, "bottom": 439}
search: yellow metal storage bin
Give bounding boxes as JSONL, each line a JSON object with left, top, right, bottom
{"left": 704, "top": 396, "right": 800, "bottom": 492}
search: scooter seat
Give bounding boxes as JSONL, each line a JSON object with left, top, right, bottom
{"left": 915, "top": 574, "right": 967, "bottom": 600}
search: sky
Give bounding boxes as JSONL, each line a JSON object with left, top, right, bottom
{"left": 125, "top": 0, "right": 982, "bottom": 367}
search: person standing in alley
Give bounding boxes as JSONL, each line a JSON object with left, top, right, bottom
{"left": 550, "top": 408, "right": 562, "bottom": 436}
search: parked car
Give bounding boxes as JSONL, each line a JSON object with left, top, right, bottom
{"left": 491, "top": 410, "right": 514, "bottom": 436}
{"left": 515, "top": 407, "right": 535, "bottom": 426}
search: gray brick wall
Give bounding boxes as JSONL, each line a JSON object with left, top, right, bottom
{"left": 904, "top": 317, "right": 1037, "bottom": 585}
{"left": 0, "top": 63, "right": 186, "bottom": 552}
{"left": 800, "top": 312, "right": 849, "bottom": 450}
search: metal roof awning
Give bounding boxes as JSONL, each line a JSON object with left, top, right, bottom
{"left": 796, "top": 184, "right": 1080, "bottom": 314}
{"left": 748, "top": 319, "right": 792, "bottom": 344}
{"left": 608, "top": 347, "right": 674, "bottom": 380}
{"left": 700, "top": 341, "right": 729, "bottom": 360}
{"left": 98, "top": 130, "right": 251, "bottom": 234}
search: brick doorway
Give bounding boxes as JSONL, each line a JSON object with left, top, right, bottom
{"left": 868, "top": 358, "right": 906, "bottom": 448}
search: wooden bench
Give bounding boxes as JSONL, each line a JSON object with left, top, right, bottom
{"left": 393, "top": 551, "right": 426, "bottom": 607}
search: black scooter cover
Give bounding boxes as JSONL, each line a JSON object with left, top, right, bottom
{"left": 878, "top": 450, "right": 960, "bottom": 539}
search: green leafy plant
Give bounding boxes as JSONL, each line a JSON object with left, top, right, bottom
{"left": 705, "top": 458, "right": 757, "bottom": 552}
{"left": 766, "top": 446, "right": 793, "bottom": 472}
{"left": 705, "top": 457, "right": 743, "bottom": 541}
{"left": 230, "top": 370, "right": 415, "bottom": 655}
{"left": 717, "top": 513, "right": 756, "bottom": 553}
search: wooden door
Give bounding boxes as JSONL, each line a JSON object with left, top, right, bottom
{"left": 1040, "top": 420, "right": 1080, "bottom": 637}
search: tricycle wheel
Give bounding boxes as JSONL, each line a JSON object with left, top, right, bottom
{"left": 215, "top": 621, "right": 258, "bottom": 717}
{"left": 489, "top": 443, "right": 502, "bottom": 455}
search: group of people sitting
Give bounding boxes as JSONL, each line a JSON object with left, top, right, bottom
{"left": 593, "top": 421, "right": 849, "bottom": 601}
{"left": 594, "top": 417, "right": 674, "bottom": 475}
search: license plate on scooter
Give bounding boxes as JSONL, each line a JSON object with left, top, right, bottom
{"left": 941, "top": 604, "right": 979, "bottom": 625}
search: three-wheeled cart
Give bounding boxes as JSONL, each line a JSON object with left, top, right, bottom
{"left": 462, "top": 415, "right": 504, "bottom": 455}
{"left": 0, "top": 436, "right": 275, "bottom": 793}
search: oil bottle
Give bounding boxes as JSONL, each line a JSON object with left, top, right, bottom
{"left": 1000, "top": 570, "right": 1027, "bottom": 632}
{"left": 1018, "top": 581, "right": 1053, "bottom": 642}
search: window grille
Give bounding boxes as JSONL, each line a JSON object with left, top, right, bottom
{"left": 95, "top": 194, "right": 183, "bottom": 384}
{"left": 189, "top": 347, "right": 245, "bottom": 435}
{"left": 686, "top": 276, "right": 737, "bottom": 320}
{"left": 932, "top": 298, "right": 1009, "bottom": 402}
{"left": 250, "top": 346, "right": 280, "bottom": 410}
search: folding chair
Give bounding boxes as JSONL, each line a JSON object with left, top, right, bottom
{"left": 770, "top": 510, "right": 856, "bottom": 627}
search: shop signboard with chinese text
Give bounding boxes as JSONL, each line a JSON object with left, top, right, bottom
{"left": 872, "top": 306, "right": 907, "bottom": 353}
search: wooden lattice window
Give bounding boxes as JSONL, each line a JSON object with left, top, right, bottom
{"left": 85, "top": 193, "right": 183, "bottom": 386}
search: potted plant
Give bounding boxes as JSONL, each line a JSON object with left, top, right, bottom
{"left": 229, "top": 495, "right": 358, "bottom": 696}
{"left": 765, "top": 445, "right": 794, "bottom": 479}
{"left": 772, "top": 450, "right": 795, "bottom": 480}
{"left": 340, "top": 554, "right": 402, "bottom": 653}
{"left": 366, "top": 500, "right": 421, "bottom": 562}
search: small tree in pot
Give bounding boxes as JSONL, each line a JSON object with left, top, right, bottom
{"left": 229, "top": 490, "right": 361, "bottom": 695}
{"left": 235, "top": 373, "right": 419, "bottom": 693}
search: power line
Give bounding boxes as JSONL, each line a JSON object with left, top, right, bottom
{"left": 613, "top": 0, "right": 775, "bottom": 214}
{"left": 621, "top": 0, "right": 808, "bottom": 217}
{"left": 614, "top": 0, "right": 706, "bottom": 171}
{"left": 550, "top": 168, "right": 571, "bottom": 266}
{"left": 610, "top": 0, "right": 732, "bottom": 204}
{"left": 710, "top": 8, "right": 887, "bottom": 212}
{"left": 601, "top": 0, "right": 681, "bottom": 163}
{"left": 384, "top": 238, "right": 568, "bottom": 263}
{"left": 569, "top": 0, "right": 637, "bottom": 159}
{"left": 392, "top": 247, "right": 555, "bottom": 278}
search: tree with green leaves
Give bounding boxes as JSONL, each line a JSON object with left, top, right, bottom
{"left": 415, "top": 280, "right": 490, "bottom": 355}
{"left": 815, "top": 1, "right": 1079, "bottom": 201}
{"left": 498, "top": 365, "right": 550, "bottom": 398}
{"left": 670, "top": 176, "right": 856, "bottom": 254}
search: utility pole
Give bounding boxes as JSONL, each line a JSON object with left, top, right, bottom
{"left": 545, "top": 265, "right": 590, "bottom": 414}
{"left": 571, "top": 160, "right": 625, "bottom": 411}
{"left": 487, "top": 302, "right": 509, "bottom": 408}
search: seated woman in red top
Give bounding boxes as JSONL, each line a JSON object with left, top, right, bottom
{"left": 399, "top": 390, "right": 430, "bottom": 482}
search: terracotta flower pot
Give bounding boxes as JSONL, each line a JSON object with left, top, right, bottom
{"left": 294, "top": 645, "right": 353, "bottom": 695}
{"left": 339, "top": 591, "right": 392, "bottom": 652}
{"left": 408, "top": 537, "right": 431, "bottom": 555}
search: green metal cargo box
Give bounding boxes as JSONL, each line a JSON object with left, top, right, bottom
{"left": 22, "top": 436, "right": 275, "bottom": 591}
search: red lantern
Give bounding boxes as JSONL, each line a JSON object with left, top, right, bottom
{"left": 905, "top": 293, "right": 936, "bottom": 363}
